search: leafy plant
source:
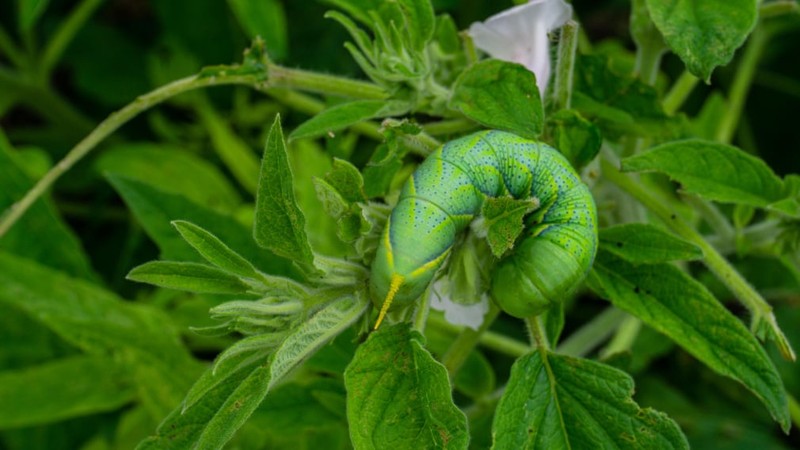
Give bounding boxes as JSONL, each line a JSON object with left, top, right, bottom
{"left": 0, "top": 0, "right": 799, "bottom": 449}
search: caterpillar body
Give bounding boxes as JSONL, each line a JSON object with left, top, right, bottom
{"left": 370, "top": 130, "right": 598, "bottom": 327}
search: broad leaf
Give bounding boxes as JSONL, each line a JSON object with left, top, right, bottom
{"left": 0, "top": 252, "right": 200, "bottom": 419}
{"left": 0, "top": 355, "right": 135, "bottom": 428}
{"left": 289, "top": 100, "right": 408, "bottom": 141}
{"left": 345, "top": 324, "right": 468, "bottom": 450}
{"left": 450, "top": 60, "right": 544, "bottom": 139}
{"left": 589, "top": 251, "right": 790, "bottom": 432}
{"left": 254, "top": 115, "right": 317, "bottom": 273}
{"left": 493, "top": 349, "right": 688, "bottom": 449}
{"left": 106, "top": 174, "right": 296, "bottom": 277}
{"left": 622, "top": 139, "right": 785, "bottom": 207}
{"left": 599, "top": 223, "right": 702, "bottom": 263}
{"left": 646, "top": 0, "right": 757, "bottom": 81}
{"left": 127, "top": 261, "right": 250, "bottom": 294}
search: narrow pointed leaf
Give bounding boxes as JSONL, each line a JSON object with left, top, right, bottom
{"left": 172, "top": 220, "right": 260, "bottom": 278}
{"left": 127, "top": 261, "right": 249, "bottom": 294}
{"left": 289, "top": 100, "right": 408, "bottom": 141}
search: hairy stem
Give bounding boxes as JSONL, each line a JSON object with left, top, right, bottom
{"left": 553, "top": 20, "right": 579, "bottom": 111}
{"left": 440, "top": 304, "right": 501, "bottom": 378}
{"left": 526, "top": 315, "right": 550, "bottom": 350}
{"left": 715, "top": 27, "right": 768, "bottom": 144}
{"left": 269, "top": 65, "right": 387, "bottom": 99}
{"left": 556, "top": 307, "right": 628, "bottom": 357}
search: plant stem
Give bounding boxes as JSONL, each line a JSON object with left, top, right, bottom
{"left": 269, "top": 65, "right": 387, "bottom": 100}
{"left": 553, "top": 20, "right": 579, "bottom": 111}
{"left": 662, "top": 70, "right": 699, "bottom": 115}
{"left": 790, "top": 392, "right": 800, "bottom": 430}
{"left": 556, "top": 307, "right": 628, "bottom": 357}
{"left": 526, "top": 315, "right": 550, "bottom": 350}
{"left": 427, "top": 313, "right": 529, "bottom": 358}
{"left": 601, "top": 158, "right": 795, "bottom": 361}
{"left": 759, "top": 0, "right": 799, "bottom": 18}
{"left": 440, "top": 304, "right": 500, "bottom": 378}
{"left": 421, "top": 119, "right": 477, "bottom": 136}
{"left": 600, "top": 315, "right": 642, "bottom": 358}
{"left": 40, "top": 0, "right": 105, "bottom": 77}
{"left": 0, "top": 25, "right": 25, "bottom": 68}
{"left": 686, "top": 196, "right": 736, "bottom": 243}
{"left": 715, "top": 27, "right": 768, "bottom": 144}
{"left": 0, "top": 72, "right": 259, "bottom": 238}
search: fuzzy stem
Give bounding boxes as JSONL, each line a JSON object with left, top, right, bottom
{"left": 427, "top": 312, "right": 529, "bottom": 358}
{"left": 440, "top": 304, "right": 501, "bottom": 378}
{"left": 553, "top": 20, "right": 579, "bottom": 111}
{"left": 269, "top": 65, "right": 387, "bottom": 100}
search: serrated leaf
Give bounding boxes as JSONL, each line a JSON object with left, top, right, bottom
{"left": 589, "top": 251, "right": 790, "bottom": 432}
{"left": 326, "top": 158, "right": 366, "bottom": 203}
{"left": 622, "top": 139, "right": 785, "bottom": 207}
{"left": 492, "top": 349, "right": 688, "bottom": 449}
{"left": 172, "top": 220, "right": 260, "bottom": 279}
{"left": 106, "top": 174, "right": 296, "bottom": 278}
{"left": 345, "top": 323, "right": 469, "bottom": 450}
{"left": 289, "top": 100, "right": 408, "bottom": 141}
{"left": 127, "top": 261, "right": 250, "bottom": 294}
{"left": 646, "top": 0, "right": 757, "bottom": 81}
{"left": 599, "top": 223, "right": 703, "bottom": 263}
{"left": 481, "top": 196, "right": 538, "bottom": 257}
{"left": 450, "top": 60, "right": 544, "bottom": 139}
{"left": 254, "top": 115, "right": 317, "bottom": 273}
{"left": 0, "top": 355, "right": 135, "bottom": 428}
{"left": 548, "top": 109, "right": 602, "bottom": 170}
{"left": 139, "top": 294, "right": 366, "bottom": 450}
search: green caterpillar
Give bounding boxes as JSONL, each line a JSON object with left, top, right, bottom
{"left": 370, "top": 130, "right": 598, "bottom": 327}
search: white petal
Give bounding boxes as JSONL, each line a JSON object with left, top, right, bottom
{"left": 429, "top": 281, "right": 489, "bottom": 331}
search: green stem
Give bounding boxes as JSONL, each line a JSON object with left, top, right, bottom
{"left": 553, "top": 20, "right": 579, "bottom": 111}
{"left": 662, "top": 70, "right": 699, "bottom": 115}
{"left": 440, "top": 304, "right": 500, "bottom": 378}
{"left": 269, "top": 65, "right": 387, "bottom": 100}
{"left": 686, "top": 196, "right": 736, "bottom": 243}
{"left": 759, "top": 0, "right": 799, "bottom": 18}
{"left": 0, "top": 25, "right": 25, "bottom": 68}
{"left": 40, "top": 0, "right": 105, "bottom": 77}
{"left": 790, "top": 393, "right": 800, "bottom": 431}
{"left": 0, "top": 72, "right": 259, "bottom": 238}
{"left": 526, "top": 315, "right": 550, "bottom": 350}
{"left": 601, "top": 158, "right": 795, "bottom": 361}
{"left": 427, "top": 312, "right": 529, "bottom": 358}
{"left": 556, "top": 307, "right": 628, "bottom": 357}
{"left": 600, "top": 316, "right": 642, "bottom": 359}
{"left": 633, "top": 40, "right": 664, "bottom": 86}
{"left": 715, "top": 27, "right": 768, "bottom": 144}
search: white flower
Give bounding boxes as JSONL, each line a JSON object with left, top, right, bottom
{"left": 468, "top": 0, "right": 573, "bottom": 95}
{"left": 429, "top": 280, "right": 489, "bottom": 330}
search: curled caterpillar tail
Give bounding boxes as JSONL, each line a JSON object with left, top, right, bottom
{"left": 374, "top": 274, "right": 404, "bottom": 330}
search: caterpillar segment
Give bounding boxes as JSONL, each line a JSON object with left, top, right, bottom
{"left": 370, "top": 130, "right": 598, "bottom": 328}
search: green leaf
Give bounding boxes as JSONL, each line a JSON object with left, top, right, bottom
{"left": 0, "top": 133, "right": 95, "bottom": 280}
{"left": 289, "top": 100, "right": 408, "bottom": 141}
{"left": 621, "top": 139, "right": 785, "bottom": 207}
{"left": 547, "top": 109, "right": 602, "bottom": 170}
{"left": 106, "top": 173, "right": 297, "bottom": 278}
{"left": 362, "top": 142, "right": 403, "bottom": 198}
{"left": 171, "top": 220, "right": 260, "bottom": 279}
{"left": 95, "top": 142, "right": 241, "bottom": 213}
{"left": 0, "top": 252, "right": 200, "bottom": 419}
{"left": 139, "top": 294, "right": 366, "bottom": 450}
{"left": 345, "top": 323, "right": 468, "bottom": 450}
{"left": 646, "top": 0, "right": 757, "bottom": 81}
{"left": 0, "top": 355, "right": 135, "bottom": 428}
{"left": 326, "top": 158, "right": 366, "bottom": 203}
{"left": 393, "top": 0, "right": 435, "bottom": 52}
{"left": 599, "top": 223, "right": 703, "bottom": 263}
{"left": 228, "top": 0, "right": 288, "bottom": 60}
{"left": 17, "top": 0, "right": 49, "bottom": 31}
{"left": 254, "top": 115, "right": 317, "bottom": 274}
{"left": 127, "top": 261, "right": 250, "bottom": 294}
{"left": 195, "top": 99, "right": 261, "bottom": 193}
{"left": 493, "top": 349, "right": 688, "bottom": 449}
{"left": 450, "top": 60, "right": 544, "bottom": 139}
{"left": 481, "top": 196, "right": 538, "bottom": 258}
{"left": 589, "top": 251, "right": 790, "bottom": 432}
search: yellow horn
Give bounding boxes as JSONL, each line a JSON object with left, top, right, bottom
{"left": 374, "top": 274, "right": 404, "bottom": 330}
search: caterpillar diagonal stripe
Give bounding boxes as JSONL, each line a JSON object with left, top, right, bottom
{"left": 370, "top": 130, "right": 598, "bottom": 327}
